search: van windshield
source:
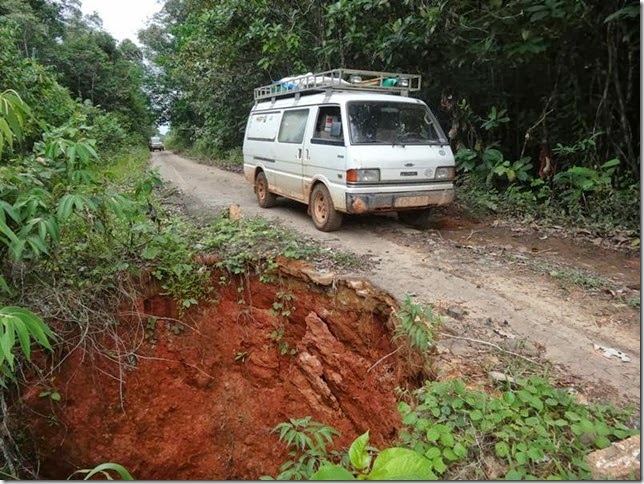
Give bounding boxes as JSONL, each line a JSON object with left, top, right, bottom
{"left": 347, "top": 102, "right": 447, "bottom": 145}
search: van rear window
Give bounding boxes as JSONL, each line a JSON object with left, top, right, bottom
{"left": 278, "top": 109, "right": 309, "bottom": 144}
{"left": 247, "top": 112, "right": 280, "bottom": 141}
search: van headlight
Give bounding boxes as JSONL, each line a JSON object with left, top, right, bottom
{"left": 435, "top": 167, "right": 455, "bottom": 180}
{"left": 346, "top": 169, "right": 380, "bottom": 183}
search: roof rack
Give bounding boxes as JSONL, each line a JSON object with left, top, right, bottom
{"left": 253, "top": 68, "right": 422, "bottom": 101}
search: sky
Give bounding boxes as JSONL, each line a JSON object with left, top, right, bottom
{"left": 79, "top": 0, "right": 162, "bottom": 44}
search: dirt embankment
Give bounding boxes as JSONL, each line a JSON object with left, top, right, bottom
{"left": 21, "top": 264, "right": 425, "bottom": 480}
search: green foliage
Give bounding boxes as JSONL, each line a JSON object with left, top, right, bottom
{"left": 553, "top": 159, "right": 620, "bottom": 205}
{"left": 492, "top": 157, "right": 533, "bottom": 183}
{"left": 480, "top": 106, "right": 510, "bottom": 132}
{"left": 393, "top": 295, "right": 440, "bottom": 353}
{"left": 0, "top": 306, "right": 54, "bottom": 386}
{"left": 397, "top": 377, "right": 639, "bottom": 479}
{"left": 70, "top": 462, "right": 134, "bottom": 480}
{"left": 311, "top": 431, "right": 436, "bottom": 480}
{"left": 268, "top": 327, "right": 297, "bottom": 357}
{"left": 269, "top": 417, "right": 341, "bottom": 480}
{"left": 38, "top": 389, "right": 61, "bottom": 401}
{"left": 0, "top": 89, "right": 31, "bottom": 159}
{"left": 269, "top": 291, "right": 295, "bottom": 319}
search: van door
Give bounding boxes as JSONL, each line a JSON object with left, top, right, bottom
{"left": 274, "top": 108, "right": 310, "bottom": 201}
{"left": 303, "top": 105, "right": 347, "bottom": 210}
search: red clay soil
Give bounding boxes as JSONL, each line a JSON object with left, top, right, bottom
{"left": 20, "top": 265, "right": 421, "bottom": 480}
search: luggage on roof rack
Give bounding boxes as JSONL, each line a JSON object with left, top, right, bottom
{"left": 253, "top": 68, "right": 422, "bottom": 101}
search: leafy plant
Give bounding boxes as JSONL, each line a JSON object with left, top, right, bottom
{"left": 310, "top": 431, "right": 437, "bottom": 480}
{"left": 553, "top": 158, "right": 620, "bottom": 205}
{"left": 69, "top": 462, "right": 134, "bottom": 480}
{"left": 480, "top": 106, "right": 510, "bottom": 131}
{"left": 38, "top": 390, "right": 62, "bottom": 402}
{"left": 492, "top": 157, "right": 533, "bottom": 183}
{"left": 0, "top": 89, "right": 31, "bottom": 159}
{"left": 268, "top": 327, "right": 297, "bottom": 357}
{"left": 267, "top": 417, "right": 340, "bottom": 480}
{"left": 0, "top": 306, "right": 54, "bottom": 386}
{"left": 393, "top": 295, "right": 440, "bottom": 353}
{"left": 397, "top": 377, "right": 639, "bottom": 479}
{"left": 552, "top": 132, "right": 603, "bottom": 158}
{"left": 269, "top": 291, "right": 295, "bottom": 319}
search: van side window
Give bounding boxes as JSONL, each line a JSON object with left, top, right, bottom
{"left": 277, "top": 109, "right": 309, "bottom": 143}
{"left": 312, "top": 106, "right": 343, "bottom": 145}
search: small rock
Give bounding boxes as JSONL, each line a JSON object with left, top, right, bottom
{"left": 446, "top": 306, "right": 467, "bottom": 320}
{"left": 435, "top": 345, "right": 450, "bottom": 355}
{"left": 494, "top": 328, "right": 516, "bottom": 339}
{"left": 488, "top": 371, "right": 516, "bottom": 384}
{"left": 301, "top": 268, "right": 335, "bottom": 286}
{"left": 502, "top": 339, "right": 541, "bottom": 357}
{"left": 228, "top": 203, "right": 243, "bottom": 221}
{"left": 586, "top": 435, "right": 640, "bottom": 480}
{"left": 483, "top": 454, "right": 508, "bottom": 479}
{"left": 440, "top": 317, "right": 460, "bottom": 335}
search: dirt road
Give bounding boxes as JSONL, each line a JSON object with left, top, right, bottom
{"left": 151, "top": 151, "right": 640, "bottom": 405}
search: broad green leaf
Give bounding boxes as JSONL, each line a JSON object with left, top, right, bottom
{"left": 309, "top": 464, "right": 355, "bottom": 480}
{"left": 469, "top": 409, "right": 483, "bottom": 421}
{"left": 12, "top": 317, "right": 31, "bottom": 359}
{"left": 443, "top": 448, "right": 458, "bottom": 462}
{"left": 57, "top": 194, "right": 74, "bottom": 222}
{"left": 439, "top": 431, "right": 454, "bottom": 447}
{"left": 495, "top": 441, "right": 509, "bottom": 458}
{"left": 424, "top": 447, "right": 441, "bottom": 460}
{"left": 505, "top": 469, "right": 524, "bottom": 480}
{"left": 367, "top": 448, "right": 436, "bottom": 480}
{"left": 426, "top": 428, "right": 440, "bottom": 442}
{"left": 453, "top": 442, "right": 467, "bottom": 459}
{"left": 527, "top": 447, "right": 544, "bottom": 461}
{"left": 594, "top": 436, "right": 611, "bottom": 449}
{"left": 432, "top": 456, "right": 446, "bottom": 474}
{"left": 5, "top": 307, "right": 54, "bottom": 349}
{"left": 348, "top": 431, "right": 371, "bottom": 471}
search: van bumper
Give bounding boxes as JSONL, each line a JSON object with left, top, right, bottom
{"left": 345, "top": 188, "right": 455, "bottom": 214}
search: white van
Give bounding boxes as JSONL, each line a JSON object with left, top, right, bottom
{"left": 242, "top": 69, "right": 455, "bottom": 231}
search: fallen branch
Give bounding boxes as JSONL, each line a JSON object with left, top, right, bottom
{"left": 438, "top": 332, "right": 540, "bottom": 365}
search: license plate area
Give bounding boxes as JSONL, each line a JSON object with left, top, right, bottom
{"left": 394, "top": 196, "right": 430, "bottom": 208}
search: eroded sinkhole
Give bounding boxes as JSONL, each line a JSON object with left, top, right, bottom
{"left": 21, "top": 262, "right": 428, "bottom": 480}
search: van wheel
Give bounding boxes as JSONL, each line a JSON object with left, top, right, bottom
{"left": 255, "top": 172, "right": 277, "bottom": 208}
{"left": 311, "top": 184, "right": 343, "bottom": 232}
{"left": 398, "top": 209, "right": 433, "bottom": 229}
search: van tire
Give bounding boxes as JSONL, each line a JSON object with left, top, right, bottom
{"left": 398, "top": 209, "right": 433, "bottom": 229}
{"left": 311, "top": 184, "right": 343, "bottom": 232}
{"left": 255, "top": 172, "right": 277, "bottom": 208}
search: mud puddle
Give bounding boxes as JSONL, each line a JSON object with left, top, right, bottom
{"left": 20, "top": 264, "right": 427, "bottom": 480}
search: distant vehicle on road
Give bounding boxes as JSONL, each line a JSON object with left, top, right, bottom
{"left": 149, "top": 136, "right": 165, "bottom": 152}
